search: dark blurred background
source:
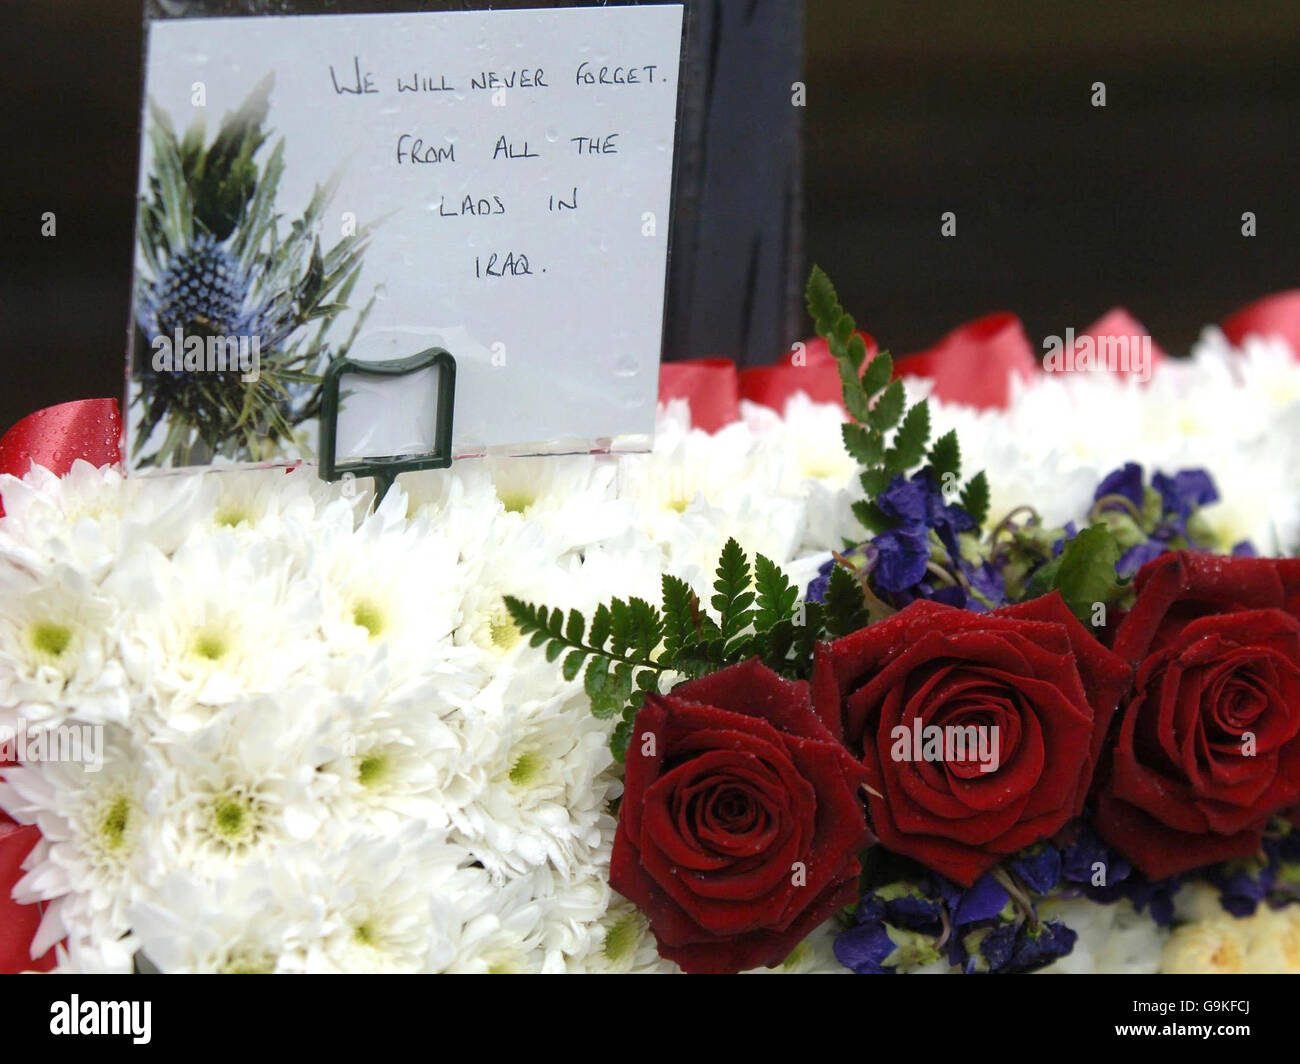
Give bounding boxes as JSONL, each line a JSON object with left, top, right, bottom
{"left": 1, "top": 0, "right": 1297, "bottom": 432}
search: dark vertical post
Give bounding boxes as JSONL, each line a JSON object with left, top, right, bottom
{"left": 664, "top": 0, "right": 804, "bottom": 367}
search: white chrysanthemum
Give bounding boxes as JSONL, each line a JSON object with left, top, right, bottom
{"left": 312, "top": 660, "right": 487, "bottom": 832}
{"left": 294, "top": 825, "right": 486, "bottom": 974}
{"left": 1037, "top": 898, "right": 1168, "bottom": 974}
{"left": 0, "top": 563, "right": 128, "bottom": 729}
{"left": 191, "top": 465, "right": 342, "bottom": 540}
{"left": 48, "top": 932, "right": 139, "bottom": 974}
{"left": 551, "top": 891, "right": 680, "bottom": 974}
{"left": 0, "top": 727, "right": 149, "bottom": 957}
{"left": 1239, "top": 905, "right": 1300, "bottom": 973}
{"left": 107, "top": 534, "right": 322, "bottom": 732}
{"left": 661, "top": 497, "right": 808, "bottom": 598}
{"left": 310, "top": 486, "right": 468, "bottom": 664}
{"left": 922, "top": 334, "right": 1300, "bottom": 549}
{"left": 450, "top": 512, "right": 571, "bottom": 658}
{"left": 443, "top": 868, "right": 551, "bottom": 974}
{"left": 1164, "top": 882, "right": 1300, "bottom": 974}
{"left": 0, "top": 461, "right": 205, "bottom": 580}
{"left": 130, "top": 865, "right": 296, "bottom": 974}
{"left": 148, "top": 693, "right": 327, "bottom": 874}
{"left": 1160, "top": 918, "right": 1250, "bottom": 974}
{"left": 482, "top": 455, "right": 638, "bottom": 553}
{"left": 452, "top": 683, "right": 616, "bottom": 880}
{"left": 744, "top": 394, "right": 857, "bottom": 484}
{"left": 621, "top": 411, "right": 778, "bottom": 531}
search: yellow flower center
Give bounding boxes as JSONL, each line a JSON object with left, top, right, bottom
{"left": 98, "top": 794, "right": 132, "bottom": 851}
{"left": 215, "top": 506, "right": 252, "bottom": 528}
{"left": 603, "top": 913, "right": 643, "bottom": 963}
{"left": 489, "top": 608, "right": 522, "bottom": 651}
{"left": 508, "top": 750, "right": 543, "bottom": 787}
{"left": 30, "top": 620, "right": 72, "bottom": 658}
{"left": 357, "top": 753, "right": 390, "bottom": 789}
{"left": 192, "top": 630, "right": 229, "bottom": 661}
{"left": 351, "top": 599, "right": 386, "bottom": 639}
{"left": 499, "top": 492, "right": 533, "bottom": 514}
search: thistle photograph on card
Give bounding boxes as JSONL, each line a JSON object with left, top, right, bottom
{"left": 131, "top": 75, "right": 372, "bottom": 469}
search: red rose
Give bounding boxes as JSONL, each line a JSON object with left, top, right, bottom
{"left": 813, "top": 593, "right": 1131, "bottom": 886}
{"left": 1096, "top": 552, "right": 1300, "bottom": 879}
{"left": 610, "top": 659, "right": 871, "bottom": 974}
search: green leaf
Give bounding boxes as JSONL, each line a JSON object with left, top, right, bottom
{"left": 869, "top": 379, "right": 905, "bottom": 432}
{"left": 584, "top": 657, "right": 621, "bottom": 719}
{"left": 1024, "top": 555, "right": 1063, "bottom": 601}
{"left": 805, "top": 265, "right": 841, "bottom": 336}
{"left": 960, "top": 470, "right": 991, "bottom": 527}
{"left": 608, "top": 598, "right": 634, "bottom": 657}
{"left": 1050, "top": 525, "right": 1124, "bottom": 624}
{"left": 838, "top": 362, "right": 874, "bottom": 423}
{"left": 860, "top": 350, "right": 893, "bottom": 397}
{"left": 504, "top": 595, "right": 540, "bottom": 635}
{"left": 852, "top": 499, "right": 891, "bottom": 534}
{"left": 545, "top": 606, "right": 563, "bottom": 637}
{"left": 841, "top": 423, "right": 884, "bottom": 467}
{"left": 846, "top": 331, "right": 869, "bottom": 372}
{"left": 886, "top": 400, "right": 930, "bottom": 473}
{"left": 753, "top": 555, "right": 800, "bottom": 631}
{"left": 561, "top": 650, "right": 586, "bottom": 682}
{"left": 611, "top": 716, "right": 634, "bottom": 763}
{"left": 859, "top": 467, "right": 893, "bottom": 498}
{"left": 661, "top": 574, "right": 696, "bottom": 659}
{"left": 824, "top": 564, "right": 868, "bottom": 637}
{"left": 626, "top": 597, "right": 664, "bottom": 659}
{"left": 756, "top": 618, "right": 797, "bottom": 671}
{"left": 588, "top": 603, "right": 612, "bottom": 651}
{"left": 928, "top": 429, "right": 961, "bottom": 481}
{"left": 564, "top": 609, "right": 585, "bottom": 645}
{"left": 712, "top": 538, "right": 755, "bottom": 640}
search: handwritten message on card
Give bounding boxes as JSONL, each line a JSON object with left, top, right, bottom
{"left": 130, "top": 5, "right": 683, "bottom": 470}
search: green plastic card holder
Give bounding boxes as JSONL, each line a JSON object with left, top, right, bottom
{"left": 318, "top": 348, "right": 456, "bottom": 505}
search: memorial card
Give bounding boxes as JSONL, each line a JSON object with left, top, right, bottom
{"left": 127, "top": 3, "right": 685, "bottom": 473}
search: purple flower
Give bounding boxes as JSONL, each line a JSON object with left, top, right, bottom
{"left": 952, "top": 874, "right": 1010, "bottom": 926}
{"left": 1060, "top": 825, "right": 1132, "bottom": 888}
{"left": 1117, "top": 540, "right": 1166, "bottom": 579}
{"left": 1008, "top": 919, "right": 1077, "bottom": 972}
{"left": 877, "top": 473, "right": 932, "bottom": 525}
{"left": 805, "top": 557, "right": 835, "bottom": 604}
{"left": 1051, "top": 521, "right": 1079, "bottom": 558}
{"left": 1010, "top": 846, "right": 1063, "bottom": 895}
{"left": 870, "top": 471, "right": 978, "bottom": 599}
{"left": 1153, "top": 469, "right": 1219, "bottom": 521}
{"left": 833, "top": 921, "right": 903, "bottom": 974}
{"left": 805, "top": 544, "right": 875, "bottom": 604}
{"left": 1094, "top": 462, "right": 1145, "bottom": 510}
{"left": 872, "top": 524, "right": 932, "bottom": 593}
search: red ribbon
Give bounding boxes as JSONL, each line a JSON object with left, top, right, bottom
{"left": 739, "top": 332, "right": 879, "bottom": 411}
{"left": 1221, "top": 289, "right": 1300, "bottom": 354}
{"left": 660, "top": 291, "right": 1300, "bottom": 430}
{"left": 0, "top": 823, "right": 55, "bottom": 973}
{"left": 895, "top": 312, "right": 1037, "bottom": 410}
{"left": 1077, "top": 308, "right": 1166, "bottom": 378}
{"left": 657, "top": 358, "right": 740, "bottom": 434}
{"left": 0, "top": 399, "right": 121, "bottom": 515}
